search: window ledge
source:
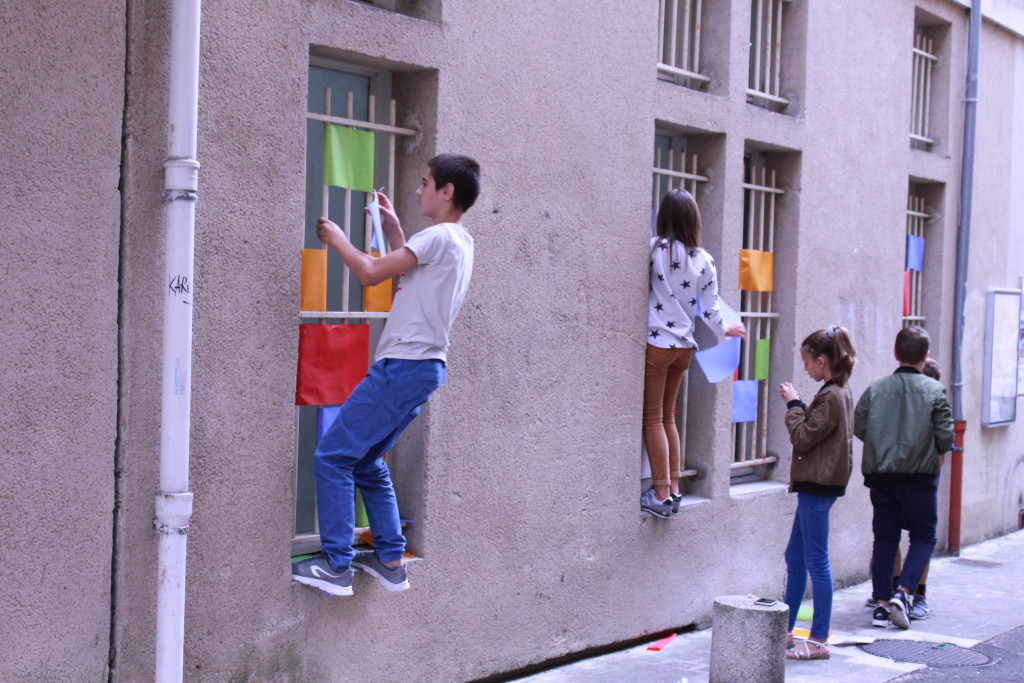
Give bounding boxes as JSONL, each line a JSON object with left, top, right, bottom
{"left": 729, "top": 480, "right": 788, "bottom": 499}
{"left": 676, "top": 494, "right": 710, "bottom": 509}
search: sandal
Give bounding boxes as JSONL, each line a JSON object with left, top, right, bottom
{"left": 786, "top": 639, "right": 830, "bottom": 660}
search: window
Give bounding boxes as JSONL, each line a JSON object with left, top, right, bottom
{"left": 910, "top": 11, "right": 951, "bottom": 151}
{"left": 909, "top": 30, "right": 938, "bottom": 149}
{"left": 658, "top": 0, "right": 711, "bottom": 90}
{"left": 293, "top": 60, "right": 416, "bottom": 556}
{"left": 903, "top": 189, "right": 929, "bottom": 327}
{"left": 733, "top": 152, "right": 783, "bottom": 474}
{"left": 351, "top": 0, "right": 441, "bottom": 22}
{"left": 747, "top": 0, "right": 794, "bottom": 111}
{"left": 646, "top": 132, "right": 711, "bottom": 495}
{"left": 902, "top": 181, "right": 944, "bottom": 331}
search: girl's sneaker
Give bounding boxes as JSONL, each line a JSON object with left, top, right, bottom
{"left": 871, "top": 604, "right": 891, "bottom": 627}
{"left": 670, "top": 493, "right": 682, "bottom": 514}
{"left": 640, "top": 488, "right": 672, "bottom": 519}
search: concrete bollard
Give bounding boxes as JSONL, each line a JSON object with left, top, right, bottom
{"left": 709, "top": 594, "right": 788, "bottom": 683}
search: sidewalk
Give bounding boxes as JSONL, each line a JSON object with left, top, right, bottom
{"left": 512, "top": 529, "right": 1024, "bottom": 683}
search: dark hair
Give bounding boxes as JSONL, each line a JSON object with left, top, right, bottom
{"left": 895, "top": 325, "right": 930, "bottom": 364}
{"left": 428, "top": 153, "right": 481, "bottom": 211}
{"left": 655, "top": 188, "right": 701, "bottom": 251}
{"left": 802, "top": 325, "right": 857, "bottom": 386}
{"left": 921, "top": 357, "right": 941, "bottom": 381}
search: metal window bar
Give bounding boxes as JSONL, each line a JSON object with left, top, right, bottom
{"left": 651, "top": 142, "right": 708, "bottom": 480}
{"left": 733, "top": 162, "right": 782, "bottom": 470}
{"left": 910, "top": 33, "right": 938, "bottom": 147}
{"left": 300, "top": 92, "right": 416, "bottom": 320}
{"left": 902, "top": 193, "right": 928, "bottom": 327}
{"left": 658, "top": 0, "right": 711, "bottom": 88}
{"left": 293, "top": 87, "right": 415, "bottom": 555}
{"left": 747, "top": 0, "right": 789, "bottom": 108}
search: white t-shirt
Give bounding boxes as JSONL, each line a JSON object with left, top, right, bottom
{"left": 374, "top": 222, "right": 474, "bottom": 363}
{"left": 647, "top": 237, "right": 726, "bottom": 349}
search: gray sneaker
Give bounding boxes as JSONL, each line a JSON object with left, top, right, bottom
{"left": 352, "top": 551, "right": 410, "bottom": 592}
{"left": 889, "top": 591, "right": 912, "bottom": 629}
{"left": 291, "top": 553, "right": 353, "bottom": 596}
{"left": 909, "top": 595, "right": 931, "bottom": 620}
{"left": 641, "top": 488, "right": 672, "bottom": 519}
{"left": 670, "top": 493, "right": 682, "bottom": 514}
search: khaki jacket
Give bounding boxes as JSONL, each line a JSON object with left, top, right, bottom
{"left": 785, "top": 382, "right": 854, "bottom": 491}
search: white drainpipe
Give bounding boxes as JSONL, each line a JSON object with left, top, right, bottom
{"left": 155, "top": 1, "right": 201, "bottom": 681}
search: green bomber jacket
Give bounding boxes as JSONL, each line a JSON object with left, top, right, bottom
{"left": 854, "top": 366, "right": 953, "bottom": 476}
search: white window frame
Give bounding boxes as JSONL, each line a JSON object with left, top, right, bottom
{"left": 903, "top": 190, "right": 929, "bottom": 327}
{"left": 733, "top": 154, "right": 781, "bottom": 473}
{"left": 747, "top": 0, "right": 791, "bottom": 109}
{"left": 910, "top": 30, "right": 939, "bottom": 149}
{"left": 658, "top": 0, "right": 711, "bottom": 89}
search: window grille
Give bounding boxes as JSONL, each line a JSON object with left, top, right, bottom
{"left": 650, "top": 134, "right": 709, "bottom": 481}
{"left": 734, "top": 157, "right": 781, "bottom": 471}
{"left": 910, "top": 31, "right": 938, "bottom": 148}
{"left": 903, "top": 192, "right": 928, "bottom": 327}
{"left": 293, "top": 65, "right": 415, "bottom": 556}
{"left": 658, "top": 0, "right": 711, "bottom": 89}
{"left": 747, "top": 0, "right": 789, "bottom": 109}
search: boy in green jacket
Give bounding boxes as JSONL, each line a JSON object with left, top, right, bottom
{"left": 854, "top": 325, "right": 953, "bottom": 630}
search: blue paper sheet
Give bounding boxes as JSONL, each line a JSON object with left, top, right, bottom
{"left": 718, "top": 297, "right": 741, "bottom": 326}
{"left": 317, "top": 405, "right": 341, "bottom": 442}
{"left": 731, "top": 379, "right": 759, "bottom": 423}
{"left": 906, "top": 234, "right": 924, "bottom": 272}
{"left": 695, "top": 336, "right": 741, "bottom": 383}
{"left": 697, "top": 296, "right": 740, "bottom": 325}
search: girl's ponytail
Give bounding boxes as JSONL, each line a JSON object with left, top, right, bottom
{"left": 801, "top": 325, "right": 857, "bottom": 386}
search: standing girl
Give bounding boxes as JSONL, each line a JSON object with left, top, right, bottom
{"left": 642, "top": 189, "right": 745, "bottom": 518}
{"left": 778, "top": 326, "right": 857, "bottom": 660}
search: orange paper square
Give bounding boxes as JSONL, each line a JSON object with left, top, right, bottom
{"left": 300, "top": 249, "right": 327, "bottom": 311}
{"left": 363, "top": 251, "right": 393, "bottom": 312}
{"left": 739, "top": 249, "right": 774, "bottom": 292}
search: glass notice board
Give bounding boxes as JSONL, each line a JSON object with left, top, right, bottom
{"left": 982, "top": 287, "right": 1021, "bottom": 427}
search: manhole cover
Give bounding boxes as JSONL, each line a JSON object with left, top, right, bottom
{"left": 860, "top": 639, "right": 993, "bottom": 667}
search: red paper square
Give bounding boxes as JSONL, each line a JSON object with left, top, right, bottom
{"left": 295, "top": 324, "right": 369, "bottom": 406}
{"left": 903, "top": 271, "right": 911, "bottom": 316}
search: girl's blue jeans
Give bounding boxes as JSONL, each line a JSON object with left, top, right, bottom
{"left": 783, "top": 492, "right": 837, "bottom": 641}
{"left": 314, "top": 358, "right": 445, "bottom": 571}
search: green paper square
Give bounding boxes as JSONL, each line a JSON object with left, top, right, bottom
{"left": 754, "top": 338, "right": 771, "bottom": 381}
{"left": 323, "top": 123, "right": 375, "bottom": 192}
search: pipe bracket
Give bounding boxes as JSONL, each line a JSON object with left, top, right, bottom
{"left": 162, "top": 189, "right": 198, "bottom": 202}
{"left": 154, "top": 491, "right": 194, "bottom": 535}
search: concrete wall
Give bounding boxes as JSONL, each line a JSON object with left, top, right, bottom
{"left": 3, "top": 0, "right": 1024, "bottom": 681}
{"left": 0, "top": 2, "right": 123, "bottom": 680}
{"left": 958, "top": 10, "right": 1024, "bottom": 543}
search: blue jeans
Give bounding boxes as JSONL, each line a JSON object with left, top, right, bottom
{"left": 870, "top": 474, "right": 938, "bottom": 600}
{"left": 784, "top": 493, "right": 837, "bottom": 641}
{"left": 314, "top": 358, "right": 445, "bottom": 570}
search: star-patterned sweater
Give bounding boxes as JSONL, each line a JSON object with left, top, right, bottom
{"left": 647, "top": 237, "right": 726, "bottom": 349}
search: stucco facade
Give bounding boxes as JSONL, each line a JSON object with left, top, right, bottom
{"left": 2, "top": 1, "right": 1023, "bottom": 681}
